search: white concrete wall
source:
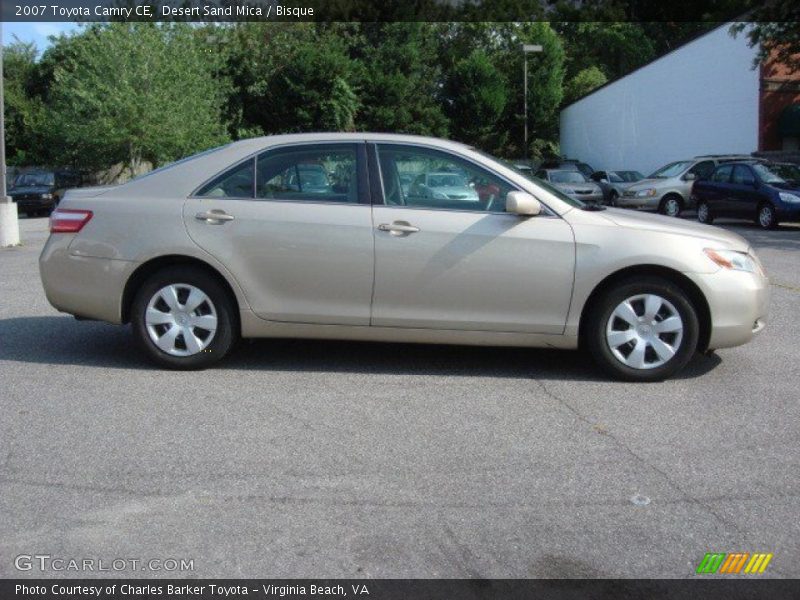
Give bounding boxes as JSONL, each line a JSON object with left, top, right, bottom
{"left": 559, "top": 23, "right": 760, "bottom": 175}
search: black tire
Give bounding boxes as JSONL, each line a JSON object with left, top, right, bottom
{"left": 756, "top": 203, "right": 778, "bottom": 230}
{"left": 609, "top": 191, "right": 619, "bottom": 207}
{"left": 585, "top": 277, "right": 700, "bottom": 382}
{"left": 131, "top": 266, "right": 238, "bottom": 369}
{"left": 658, "top": 194, "right": 683, "bottom": 217}
{"left": 696, "top": 201, "right": 714, "bottom": 224}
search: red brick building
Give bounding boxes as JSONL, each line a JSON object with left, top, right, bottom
{"left": 760, "top": 52, "right": 800, "bottom": 151}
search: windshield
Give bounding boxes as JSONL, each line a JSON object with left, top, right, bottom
{"left": 550, "top": 170, "right": 587, "bottom": 184}
{"left": 753, "top": 163, "right": 800, "bottom": 183}
{"left": 649, "top": 161, "right": 693, "bottom": 179}
{"left": 615, "top": 171, "right": 643, "bottom": 182}
{"left": 428, "top": 174, "right": 467, "bottom": 188}
{"left": 298, "top": 169, "right": 328, "bottom": 187}
{"left": 14, "top": 172, "right": 55, "bottom": 187}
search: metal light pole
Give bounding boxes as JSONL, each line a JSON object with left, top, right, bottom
{"left": 522, "top": 43, "right": 543, "bottom": 163}
{"left": 0, "top": 26, "right": 21, "bottom": 248}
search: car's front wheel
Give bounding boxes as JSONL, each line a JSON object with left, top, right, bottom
{"left": 131, "top": 266, "right": 237, "bottom": 369}
{"left": 586, "top": 277, "right": 700, "bottom": 382}
{"left": 609, "top": 191, "right": 619, "bottom": 207}
{"left": 659, "top": 195, "right": 683, "bottom": 217}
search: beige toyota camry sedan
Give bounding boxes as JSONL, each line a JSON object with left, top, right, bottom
{"left": 39, "top": 133, "right": 769, "bottom": 381}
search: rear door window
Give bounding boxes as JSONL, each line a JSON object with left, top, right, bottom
{"left": 731, "top": 165, "right": 755, "bottom": 186}
{"left": 256, "top": 144, "right": 360, "bottom": 204}
{"left": 711, "top": 165, "right": 733, "bottom": 183}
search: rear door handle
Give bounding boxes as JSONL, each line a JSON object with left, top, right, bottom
{"left": 378, "top": 221, "right": 420, "bottom": 235}
{"left": 195, "top": 210, "right": 235, "bottom": 224}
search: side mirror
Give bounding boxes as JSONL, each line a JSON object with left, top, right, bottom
{"left": 506, "top": 191, "right": 541, "bottom": 216}
{"left": 684, "top": 172, "right": 697, "bottom": 181}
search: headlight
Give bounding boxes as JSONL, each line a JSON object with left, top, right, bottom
{"left": 704, "top": 248, "right": 759, "bottom": 273}
{"left": 432, "top": 191, "right": 447, "bottom": 200}
{"left": 41, "top": 193, "right": 53, "bottom": 200}
{"left": 636, "top": 188, "right": 657, "bottom": 198}
{"left": 779, "top": 192, "right": 800, "bottom": 204}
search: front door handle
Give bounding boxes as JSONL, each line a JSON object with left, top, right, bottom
{"left": 378, "top": 221, "right": 420, "bottom": 235}
{"left": 196, "top": 210, "right": 235, "bottom": 224}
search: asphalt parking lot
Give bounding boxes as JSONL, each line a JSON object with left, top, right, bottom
{"left": 0, "top": 215, "right": 798, "bottom": 579}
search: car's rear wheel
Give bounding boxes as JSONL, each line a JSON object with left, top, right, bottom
{"left": 586, "top": 277, "right": 699, "bottom": 382}
{"left": 609, "top": 191, "right": 619, "bottom": 207}
{"left": 697, "top": 201, "right": 714, "bottom": 224}
{"left": 757, "top": 203, "right": 778, "bottom": 230}
{"left": 659, "top": 195, "right": 683, "bottom": 217}
{"left": 131, "top": 266, "right": 237, "bottom": 369}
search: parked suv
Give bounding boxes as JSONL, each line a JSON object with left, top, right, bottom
{"left": 693, "top": 161, "right": 800, "bottom": 229}
{"left": 9, "top": 170, "right": 83, "bottom": 216}
{"left": 619, "top": 156, "right": 750, "bottom": 217}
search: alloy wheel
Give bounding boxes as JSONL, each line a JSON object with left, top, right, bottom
{"left": 605, "top": 294, "right": 684, "bottom": 370}
{"left": 664, "top": 198, "right": 681, "bottom": 217}
{"left": 145, "top": 284, "right": 218, "bottom": 356}
{"left": 759, "top": 206, "right": 774, "bottom": 229}
{"left": 697, "top": 203, "right": 709, "bottom": 223}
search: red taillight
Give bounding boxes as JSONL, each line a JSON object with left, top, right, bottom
{"left": 50, "top": 209, "right": 93, "bottom": 233}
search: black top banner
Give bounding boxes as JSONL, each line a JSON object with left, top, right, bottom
{"left": 1, "top": 0, "right": 795, "bottom": 23}
{"left": 3, "top": 579, "right": 800, "bottom": 600}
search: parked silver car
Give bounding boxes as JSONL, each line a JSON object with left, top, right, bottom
{"left": 535, "top": 169, "right": 604, "bottom": 204}
{"left": 590, "top": 170, "right": 645, "bottom": 205}
{"left": 408, "top": 171, "right": 479, "bottom": 204}
{"left": 40, "top": 134, "right": 769, "bottom": 381}
{"left": 619, "top": 155, "right": 750, "bottom": 217}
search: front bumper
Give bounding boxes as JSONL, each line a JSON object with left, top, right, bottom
{"left": 617, "top": 194, "right": 659, "bottom": 210}
{"left": 570, "top": 193, "right": 604, "bottom": 204}
{"left": 776, "top": 204, "right": 800, "bottom": 222}
{"left": 686, "top": 267, "right": 770, "bottom": 350}
{"left": 13, "top": 196, "right": 56, "bottom": 212}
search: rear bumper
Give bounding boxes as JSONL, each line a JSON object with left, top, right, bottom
{"left": 685, "top": 268, "right": 770, "bottom": 350}
{"left": 39, "top": 234, "right": 133, "bottom": 324}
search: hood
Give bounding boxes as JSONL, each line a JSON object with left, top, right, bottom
{"left": 600, "top": 208, "right": 750, "bottom": 252}
{"left": 613, "top": 181, "right": 641, "bottom": 190}
{"left": 555, "top": 182, "right": 600, "bottom": 194}
{"left": 771, "top": 181, "right": 800, "bottom": 193}
{"left": 9, "top": 185, "right": 52, "bottom": 195}
{"left": 626, "top": 178, "right": 663, "bottom": 191}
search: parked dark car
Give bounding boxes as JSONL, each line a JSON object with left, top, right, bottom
{"left": 9, "top": 170, "right": 83, "bottom": 216}
{"left": 692, "top": 161, "right": 800, "bottom": 229}
{"left": 539, "top": 158, "right": 595, "bottom": 180}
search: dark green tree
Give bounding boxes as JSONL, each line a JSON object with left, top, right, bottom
{"left": 42, "top": 23, "right": 229, "bottom": 173}
{"left": 351, "top": 23, "right": 448, "bottom": 136}
{"left": 3, "top": 41, "right": 42, "bottom": 165}
{"left": 442, "top": 50, "right": 508, "bottom": 149}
